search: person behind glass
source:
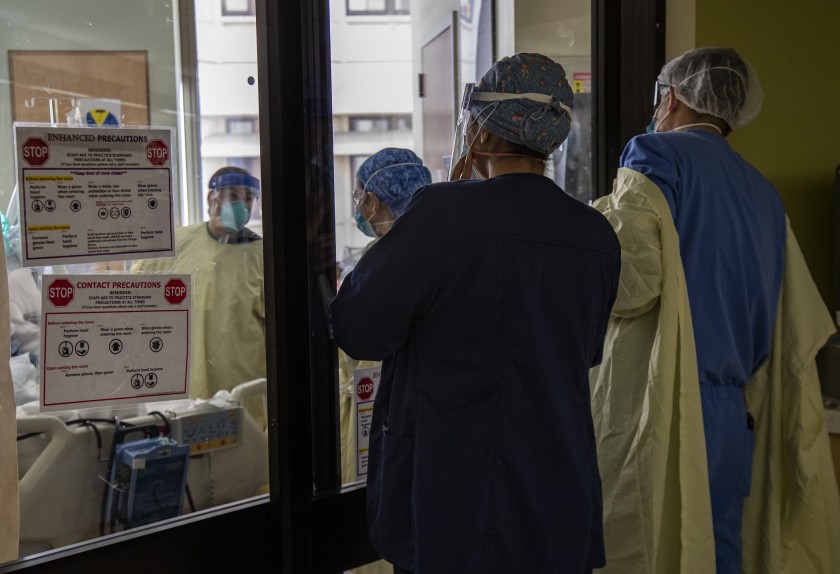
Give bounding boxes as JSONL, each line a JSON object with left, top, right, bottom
{"left": 338, "top": 148, "right": 432, "bottom": 483}
{"left": 338, "top": 148, "right": 432, "bottom": 485}
{"left": 352, "top": 148, "right": 431, "bottom": 243}
{"left": 590, "top": 47, "right": 840, "bottom": 573}
{"left": 338, "top": 149, "right": 430, "bottom": 574}
{"left": 132, "top": 166, "right": 265, "bottom": 407}
{"left": 331, "top": 53, "right": 620, "bottom": 574}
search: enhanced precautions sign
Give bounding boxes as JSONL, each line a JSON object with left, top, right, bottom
{"left": 14, "top": 124, "right": 176, "bottom": 266}
{"left": 40, "top": 274, "right": 191, "bottom": 412}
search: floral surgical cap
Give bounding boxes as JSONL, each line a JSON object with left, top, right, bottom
{"left": 357, "top": 148, "right": 432, "bottom": 217}
{"left": 470, "top": 53, "right": 574, "bottom": 156}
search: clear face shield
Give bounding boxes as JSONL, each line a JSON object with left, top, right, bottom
{"left": 448, "top": 83, "right": 476, "bottom": 180}
{"left": 208, "top": 172, "right": 261, "bottom": 235}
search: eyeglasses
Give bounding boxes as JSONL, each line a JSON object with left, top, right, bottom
{"left": 653, "top": 81, "right": 671, "bottom": 107}
{"left": 351, "top": 187, "right": 367, "bottom": 207}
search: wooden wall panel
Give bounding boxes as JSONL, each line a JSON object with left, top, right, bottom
{"left": 9, "top": 50, "right": 150, "bottom": 125}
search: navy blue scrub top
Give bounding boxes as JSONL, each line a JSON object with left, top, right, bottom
{"left": 332, "top": 173, "right": 620, "bottom": 573}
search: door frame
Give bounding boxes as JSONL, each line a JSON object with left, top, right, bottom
{"left": 593, "top": 0, "right": 665, "bottom": 196}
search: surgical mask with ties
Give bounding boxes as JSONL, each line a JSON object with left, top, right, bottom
{"left": 354, "top": 208, "right": 377, "bottom": 238}
{"left": 220, "top": 200, "right": 250, "bottom": 233}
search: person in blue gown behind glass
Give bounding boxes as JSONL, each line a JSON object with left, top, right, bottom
{"left": 331, "top": 52, "right": 620, "bottom": 574}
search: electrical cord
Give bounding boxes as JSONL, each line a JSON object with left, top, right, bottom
{"left": 100, "top": 415, "right": 128, "bottom": 537}
{"left": 16, "top": 432, "right": 44, "bottom": 442}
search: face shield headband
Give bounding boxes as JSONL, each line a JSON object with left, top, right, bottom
{"left": 208, "top": 172, "right": 261, "bottom": 198}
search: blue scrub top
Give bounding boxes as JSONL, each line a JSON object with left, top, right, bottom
{"left": 622, "top": 130, "right": 786, "bottom": 387}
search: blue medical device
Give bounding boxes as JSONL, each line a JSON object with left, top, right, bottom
{"left": 102, "top": 424, "right": 190, "bottom": 532}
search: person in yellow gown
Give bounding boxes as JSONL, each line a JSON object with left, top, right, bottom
{"left": 132, "top": 166, "right": 265, "bottom": 405}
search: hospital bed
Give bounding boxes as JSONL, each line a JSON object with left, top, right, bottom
{"left": 15, "top": 378, "right": 269, "bottom": 555}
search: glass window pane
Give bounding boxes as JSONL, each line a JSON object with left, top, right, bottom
{"left": 510, "top": 0, "right": 594, "bottom": 203}
{"left": 347, "top": 0, "right": 388, "bottom": 15}
{"left": 222, "top": 0, "right": 255, "bottom": 16}
{"left": 227, "top": 117, "right": 257, "bottom": 134}
{"left": 2, "top": 0, "right": 267, "bottom": 565}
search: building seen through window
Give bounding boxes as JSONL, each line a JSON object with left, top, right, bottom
{"left": 346, "top": 0, "right": 410, "bottom": 16}
{"left": 222, "top": 0, "right": 256, "bottom": 17}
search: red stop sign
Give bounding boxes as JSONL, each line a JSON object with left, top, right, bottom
{"left": 357, "top": 377, "right": 375, "bottom": 401}
{"left": 164, "top": 278, "right": 187, "bottom": 304}
{"left": 146, "top": 139, "right": 169, "bottom": 166}
{"left": 22, "top": 137, "right": 49, "bottom": 167}
{"left": 47, "top": 278, "right": 74, "bottom": 307}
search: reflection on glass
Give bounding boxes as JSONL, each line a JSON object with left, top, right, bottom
{"left": 511, "top": 0, "right": 594, "bottom": 203}
{"left": 1, "top": 0, "right": 267, "bottom": 565}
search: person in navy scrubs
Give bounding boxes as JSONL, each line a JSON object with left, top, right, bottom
{"left": 331, "top": 53, "right": 620, "bottom": 574}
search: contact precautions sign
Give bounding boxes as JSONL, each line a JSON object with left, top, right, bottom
{"left": 40, "top": 274, "right": 191, "bottom": 412}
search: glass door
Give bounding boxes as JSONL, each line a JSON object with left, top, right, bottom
{"left": 0, "top": 0, "right": 661, "bottom": 571}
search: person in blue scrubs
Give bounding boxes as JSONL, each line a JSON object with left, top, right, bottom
{"left": 352, "top": 148, "right": 432, "bottom": 240}
{"left": 622, "top": 47, "right": 784, "bottom": 574}
{"left": 331, "top": 53, "right": 620, "bottom": 574}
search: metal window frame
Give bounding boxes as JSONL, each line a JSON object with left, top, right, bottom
{"left": 593, "top": 0, "right": 665, "bottom": 197}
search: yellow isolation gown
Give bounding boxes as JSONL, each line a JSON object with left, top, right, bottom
{"left": 590, "top": 168, "right": 840, "bottom": 573}
{"left": 131, "top": 222, "right": 266, "bottom": 401}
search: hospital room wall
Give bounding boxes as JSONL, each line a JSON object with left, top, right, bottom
{"left": 0, "top": 0, "right": 180, "bottom": 217}
{"left": 693, "top": 0, "right": 840, "bottom": 312}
